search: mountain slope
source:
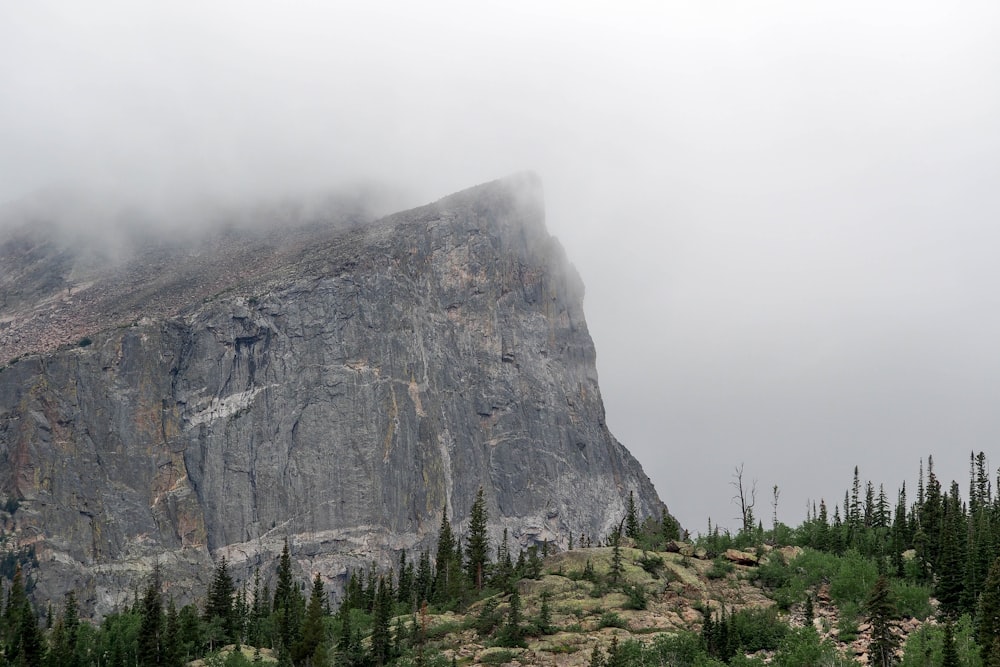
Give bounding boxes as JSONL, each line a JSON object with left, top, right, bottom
{"left": 0, "top": 174, "right": 668, "bottom": 616}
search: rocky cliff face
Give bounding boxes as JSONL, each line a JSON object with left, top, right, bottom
{"left": 0, "top": 174, "right": 666, "bottom": 616}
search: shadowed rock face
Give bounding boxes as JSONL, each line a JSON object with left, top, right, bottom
{"left": 0, "top": 174, "right": 667, "bottom": 616}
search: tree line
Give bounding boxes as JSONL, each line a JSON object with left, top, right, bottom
{"left": 0, "top": 486, "right": 674, "bottom": 666}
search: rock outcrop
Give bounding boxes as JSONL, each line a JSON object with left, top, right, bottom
{"left": 0, "top": 174, "right": 667, "bottom": 616}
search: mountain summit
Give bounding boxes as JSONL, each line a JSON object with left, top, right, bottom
{"left": 0, "top": 174, "right": 667, "bottom": 615}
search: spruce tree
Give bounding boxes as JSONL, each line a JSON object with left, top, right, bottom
{"left": 865, "top": 575, "right": 899, "bottom": 667}
{"left": 371, "top": 576, "right": 393, "bottom": 666}
{"left": 204, "top": 557, "right": 236, "bottom": 646}
{"left": 433, "top": 507, "right": 455, "bottom": 603}
{"left": 936, "top": 490, "right": 966, "bottom": 618}
{"left": 466, "top": 487, "right": 490, "bottom": 591}
{"left": 625, "top": 491, "right": 639, "bottom": 539}
{"left": 609, "top": 529, "right": 623, "bottom": 584}
{"left": 537, "top": 590, "right": 553, "bottom": 635}
{"left": 978, "top": 557, "right": 1000, "bottom": 667}
{"left": 164, "top": 598, "right": 182, "bottom": 667}
{"left": 415, "top": 550, "right": 432, "bottom": 605}
{"left": 942, "top": 619, "right": 959, "bottom": 667}
{"left": 139, "top": 568, "right": 165, "bottom": 666}
{"left": 294, "top": 573, "right": 327, "bottom": 666}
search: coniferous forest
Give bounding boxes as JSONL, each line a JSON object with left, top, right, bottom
{"left": 4, "top": 455, "right": 1000, "bottom": 665}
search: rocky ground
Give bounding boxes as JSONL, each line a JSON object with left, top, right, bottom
{"left": 407, "top": 543, "right": 931, "bottom": 666}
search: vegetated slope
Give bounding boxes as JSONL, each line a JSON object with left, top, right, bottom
{"left": 0, "top": 173, "right": 667, "bottom": 617}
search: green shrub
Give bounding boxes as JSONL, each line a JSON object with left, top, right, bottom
{"left": 598, "top": 611, "right": 628, "bottom": 630}
{"left": 623, "top": 584, "right": 648, "bottom": 610}
{"left": 706, "top": 558, "right": 734, "bottom": 580}
{"left": 829, "top": 551, "right": 878, "bottom": 608}
{"left": 729, "top": 607, "right": 787, "bottom": 653}
{"left": 642, "top": 631, "right": 713, "bottom": 664}
{"left": 891, "top": 580, "right": 932, "bottom": 620}
{"left": 479, "top": 649, "right": 515, "bottom": 664}
{"left": 77, "top": 337, "right": 92, "bottom": 347}
{"left": 638, "top": 552, "right": 665, "bottom": 578}
{"left": 473, "top": 598, "right": 503, "bottom": 637}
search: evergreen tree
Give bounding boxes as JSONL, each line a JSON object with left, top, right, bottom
{"left": 294, "top": 573, "right": 327, "bottom": 666}
{"left": 609, "top": 529, "right": 623, "bottom": 584}
{"left": 865, "top": 575, "right": 898, "bottom": 667}
{"left": 204, "top": 557, "right": 236, "bottom": 647}
{"left": 370, "top": 576, "right": 393, "bottom": 666}
{"left": 336, "top": 605, "right": 363, "bottom": 667}
{"left": 941, "top": 619, "right": 959, "bottom": 667}
{"left": 890, "top": 486, "right": 908, "bottom": 577}
{"left": 978, "top": 557, "right": 1000, "bottom": 666}
{"left": 625, "top": 491, "right": 639, "bottom": 539}
{"left": 273, "top": 540, "right": 303, "bottom": 656}
{"left": 466, "top": 487, "right": 490, "bottom": 591}
{"left": 536, "top": 591, "right": 553, "bottom": 635}
{"left": 49, "top": 590, "right": 81, "bottom": 667}
{"left": 497, "top": 586, "right": 525, "bottom": 647}
{"left": 396, "top": 550, "right": 413, "bottom": 606}
{"left": 16, "top": 597, "right": 45, "bottom": 667}
{"left": 415, "top": 550, "right": 432, "bottom": 605}
{"left": 164, "top": 598, "right": 183, "bottom": 667}
{"left": 936, "top": 488, "right": 966, "bottom": 618}
{"left": 139, "top": 567, "right": 165, "bottom": 666}
{"left": 432, "top": 507, "right": 456, "bottom": 603}
{"left": 491, "top": 528, "right": 515, "bottom": 592}
{"left": 274, "top": 539, "right": 296, "bottom": 613}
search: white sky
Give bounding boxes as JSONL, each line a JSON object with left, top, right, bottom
{"left": 3, "top": 1, "right": 1000, "bottom": 530}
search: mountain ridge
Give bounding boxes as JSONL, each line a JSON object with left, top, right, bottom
{"left": 0, "top": 174, "right": 668, "bottom": 617}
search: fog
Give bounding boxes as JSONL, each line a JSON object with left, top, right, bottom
{"left": 3, "top": 2, "right": 1000, "bottom": 531}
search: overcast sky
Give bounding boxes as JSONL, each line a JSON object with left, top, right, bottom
{"left": 3, "top": 1, "right": 1000, "bottom": 531}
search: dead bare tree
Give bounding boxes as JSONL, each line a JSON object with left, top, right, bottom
{"left": 731, "top": 463, "right": 757, "bottom": 534}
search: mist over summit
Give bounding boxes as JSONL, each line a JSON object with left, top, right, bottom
{"left": 0, "top": 174, "right": 667, "bottom": 615}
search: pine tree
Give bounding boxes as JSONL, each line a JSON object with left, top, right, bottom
{"left": 139, "top": 567, "right": 165, "bottom": 666}
{"left": 941, "top": 619, "right": 959, "bottom": 667}
{"left": 433, "top": 507, "right": 455, "bottom": 603}
{"left": 891, "top": 486, "right": 908, "bottom": 577}
{"left": 294, "top": 573, "right": 327, "bottom": 666}
{"left": 164, "top": 598, "right": 182, "bottom": 667}
{"left": 396, "top": 550, "right": 413, "bottom": 606}
{"left": 16, "top": 597, "right": 44, "bottom": 667}
{"left": 492, "top": 528, "right": 514, "bottom": 592}
{"left": 609, "top": 529, "right": 623, "bottom": 584}
{"left": 371, "top": 576, "right": 393, "bottom": 666}
{"left": 936, "top": 488, "right": 966, "bottom": 618}
{"left": 978, "top": 557, "right": 1000, "bottom": 667}
{"left": 49, "top": 590, "right": 81, "bottom": 667}
{"left": 537, "top": 591, "right": 553, "bottom": 635}
{"left": 204, "top": 557, "right": 236, "bottom": 646}
{"left": 466, "top": 487, "right": 490, "bottom": 591}
{"left": 865, "top": 575, "right": 899, "bottom": 667}
{"left": 273, "top": 539, "right": 302, "bottom": 655}
{"left": 625, "top": 491, "right": 639, "bottom": 539}
{"left": 497, "top": 586, "right": 525, "bottom": 647}
{"left": 415, "top": 550, "right": 432, "bottom": 605}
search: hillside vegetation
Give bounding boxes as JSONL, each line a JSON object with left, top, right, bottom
{"left": 3, "top": 453, "right": 1000, "bottom": 666}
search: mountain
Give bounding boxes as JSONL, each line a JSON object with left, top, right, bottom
{"left": 0, "top": 173, "right": 667, "bottom": 616}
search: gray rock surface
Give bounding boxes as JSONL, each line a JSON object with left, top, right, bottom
{"left": 0, "top": 174, "right": 668, "bottom": 616}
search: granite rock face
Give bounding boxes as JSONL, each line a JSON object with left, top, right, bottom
{"left": 0, "top": 174, "right": 667, "bottom": 616}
